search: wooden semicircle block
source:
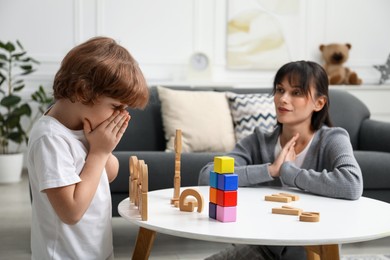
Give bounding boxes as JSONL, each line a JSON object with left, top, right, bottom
{"left": 179, "top": 188, "right": 204, "bottom": 213}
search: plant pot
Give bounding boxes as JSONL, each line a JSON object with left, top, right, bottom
{"left": 0, "top": 153, "right": 24, "bottom": 183}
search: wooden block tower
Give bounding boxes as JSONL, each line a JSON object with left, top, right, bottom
{"left": 209, "top": 156, "right": 238, "bottom": 222}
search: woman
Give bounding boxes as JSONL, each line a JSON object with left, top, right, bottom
{"left": 199, "top": 60, "right": 363, "bottom": 259}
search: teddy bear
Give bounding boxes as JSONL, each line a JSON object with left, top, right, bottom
{"left": 319, "top": 43, "right": 362, "bottom": 85}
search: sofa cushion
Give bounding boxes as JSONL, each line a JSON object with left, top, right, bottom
{"left": 157, "top": 86, "right": 236, "bottom": 152}
{"left": 328, "top": 90, "right": 370, "bottom": 149}
{"left": 116, "top": 87, "right": 166, "bottom": 151}
{"left": 353, "top": 150, "right": 390, "bottom": 189}
{"left": 226, "top": 92, "right": 277, "bottom": 141}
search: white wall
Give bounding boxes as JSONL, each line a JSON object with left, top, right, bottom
{"left": 1, "top": 0, "right": 390, "bottom": 91}
{"left": 1, "top": 0, "right": 390, "bottom": 155}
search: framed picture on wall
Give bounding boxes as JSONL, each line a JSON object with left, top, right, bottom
{"left": 226, "top": 0, "right": 301, "bottom": 70}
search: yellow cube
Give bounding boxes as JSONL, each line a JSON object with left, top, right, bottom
{"left": 214, "top": 156, "right": 234, "bottom": 174}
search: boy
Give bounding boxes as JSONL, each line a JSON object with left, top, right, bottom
{"left": 27, "top": 36, "right": 149, "bottom": 259}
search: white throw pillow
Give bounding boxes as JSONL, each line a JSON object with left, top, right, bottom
{"left": 226, "top": 92, "right": 277, "bottom": 141}
{"left": 157, "top": 86, "right": 236, "bottom": 152}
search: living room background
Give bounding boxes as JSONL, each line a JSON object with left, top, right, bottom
{"left": 1, "top": 0, "right": 390, "bottom": 123}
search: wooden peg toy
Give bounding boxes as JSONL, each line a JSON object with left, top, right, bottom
{"left": 179, "top": 188, "right": 204, "bottom": 213}
{"left": 129, "top": 156, "right": 139, "bottom": 203}
{"left": 171, "top": 129, "right": 182, "bottom": 206}
{"left": 299, "top": 212, "right": 320, "bottom": 222}
{"left": 128, "top": 156, "right": 149, "bottom": 221}
{"left": 272, "top": 205, "right": 302, "bottom": 216}
{"left": 135, "top": 160, "right": 145, "bottom": 207}
{"left": 140, "top": 163, "right": 148, "bottom": 221}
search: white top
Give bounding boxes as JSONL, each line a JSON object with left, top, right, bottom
{"left": 274, "top": 135, "right": 314, "bottom": 168}
{"left": 118, "top": 186, "right": 390, "bottom": 246}
{"left": 28, "top": 116, "right": 113, "bottom": 260}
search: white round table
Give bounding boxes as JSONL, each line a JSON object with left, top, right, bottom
{"left": 118, "top": 186, "right": 390, "bottom": 259}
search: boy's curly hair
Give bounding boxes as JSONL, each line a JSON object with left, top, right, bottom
{"left": 53, "top": 37, "right": 149, "bottom": 109}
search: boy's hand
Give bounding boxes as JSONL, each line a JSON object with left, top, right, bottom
{"left": 83, "top": 110, "right": 130, "bottom": 155}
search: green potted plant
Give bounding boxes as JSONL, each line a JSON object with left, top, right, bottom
{"left": 0, "top": 40, "right": 52, "bottom": 183}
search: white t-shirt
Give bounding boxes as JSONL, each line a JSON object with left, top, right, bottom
{"left": 27, "top": 116, "right": 113, "bottom": 260}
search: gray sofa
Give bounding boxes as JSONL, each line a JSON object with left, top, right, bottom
{"left": 111, "top": 86, "right": 390, "bottom": 216}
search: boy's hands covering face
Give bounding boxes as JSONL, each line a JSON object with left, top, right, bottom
{"left": 83, "top": 110, "right": 130, "bottom": 155}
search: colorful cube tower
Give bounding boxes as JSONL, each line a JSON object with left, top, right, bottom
{"left": 209, "top": 156, "right": 238, "bottom": 222}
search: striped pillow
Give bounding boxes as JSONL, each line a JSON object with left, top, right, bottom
{"left": 226, "top": 92, "right": 277, "bottom": 141}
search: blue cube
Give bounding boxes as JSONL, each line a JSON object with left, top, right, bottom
{"left": 209, "top": 171, "right": 218, "bottom": 188}
{"left": 217, "top": 173, "right": 238, "bottom": 191}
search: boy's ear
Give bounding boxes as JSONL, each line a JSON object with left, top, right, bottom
{"left": 314, "top": 96, "right": 326, "bottom": 111}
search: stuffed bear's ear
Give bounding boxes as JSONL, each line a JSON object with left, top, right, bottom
{"left": 319, "top": 44, "right": 325, "bottom": 51}
{"left": 346, "top": 43, "right": 352, "bottom": 49}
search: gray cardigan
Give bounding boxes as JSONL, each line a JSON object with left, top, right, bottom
{"left": 199, "top": 125, "right": 363, "bottom": 200}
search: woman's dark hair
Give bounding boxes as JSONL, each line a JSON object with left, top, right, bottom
{"left": 272, "top": 60, "right": 333, "bottom": 130}
{"left": 53, "top": 36, "right": 149, "bottom": 109}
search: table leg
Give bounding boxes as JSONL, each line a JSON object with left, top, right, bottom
{"left": 132, "top": 227, "right": 156, "bottom": 260}
{"left": 305, "top": 245, "right": 340, "bottom": 260}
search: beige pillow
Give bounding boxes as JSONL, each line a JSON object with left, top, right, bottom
{"left": 157, "top": 86, "right": 236, "bottom": 152}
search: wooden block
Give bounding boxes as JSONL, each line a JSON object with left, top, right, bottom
{"left": 129, "top": 156, "right": 149, "bottom": 221}
{"left": 135, "top": 160, "right": 145, "bottom": 207}
{"left": 209, "top": 171, "right": 218, "bottom": 188}
{"left": 217, "top": 189, "right": 237, "bottom": 207}
{"left": 129, "top": 176, "right": 132, "bottom": 200}
{"left": 139, "top": 164, "right": 143, "bottom": 184}
{"left": 180, "top": 197, "right": 199, "bottom": 212}
{"left": 129, "top": 156, "right": 138, "bottom": 177}
{"left": 179, "top": 188, "right": 204, "bottom": 213}
{"left": 279, "top": 193, "right": 299, "bottom": 201}
{"left": 185, "top": 197, "right": 198, "bottom": 207}
{"left": 209, "top": 202, "right": 217, "bottom": 219}
{"left": 299, "top": 212, "right": 320, "bottom": 222}
{"left": 216, "top": 205, "right": 237, "bottom": 222}
{"left": 174, "top": 129, "right": 182, "bottom": 153}
{"left": 129, "top": 156, "right": 139, "bottom": 203}
{"left": 172, "top": 177, "right": 181, "bottom": 199}
{"left": 272, "top": 205, "right": 302, "bottom": 216}
{"left": 141, "top": 192, "right": 148, "bottom": 221}
{"left": 136, "top": 184, "right": 141, "bottom": 207}
{"left": 141, "top": 164, "right": 148, "bottom": 193}
{"left": 265, "top": 195, "right": 292, "bottom": 203}
{"left": 217, "top": 173, "right": 238, "bottom": 191}
{"left": 209, "top": 187, "right": 217, "bottom": 204}
{"left": 214, "top": 156, "right": 234, "bottom": 174}
{"left": 175, "top": 159, "right": 181, "bottom": 175}
{"left": 131, "top": 180, "right": 138, "bottom": 204}
{"left": 170, "top": 198, "right": 179, "bottom": 207}
{"left": 132, "top": 179, "right": 136, "bottom": 203}
{"left": 172, "top": 129, "right": 182, "bottom": 205}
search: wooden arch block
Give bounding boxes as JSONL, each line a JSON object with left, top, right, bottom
{"left": 179, "top": 188, "right": 204, "bottom": 213}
